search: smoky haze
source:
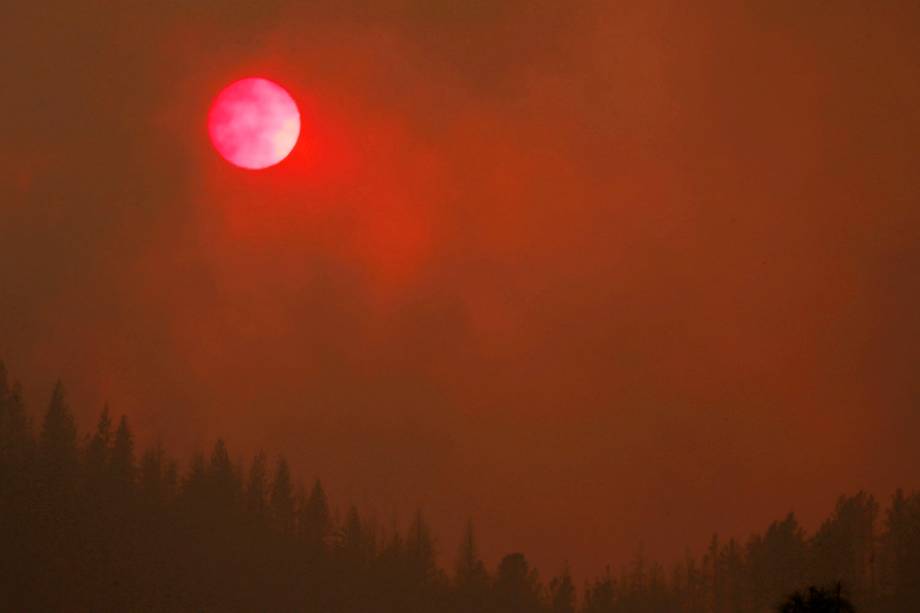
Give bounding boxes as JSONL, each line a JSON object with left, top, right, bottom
{"left": 2, "top": 1, "right": 919, "bottom": 577}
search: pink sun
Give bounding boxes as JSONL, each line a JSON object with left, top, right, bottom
{"left": 208, "top": 78, "right": 301, "bottom": 170}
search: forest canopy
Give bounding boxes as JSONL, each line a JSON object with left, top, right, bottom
{"left": 1, "top": 361, "right": 918, "bottom": 612}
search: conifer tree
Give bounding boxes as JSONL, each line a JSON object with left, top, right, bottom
{"left": 139, "top": 443, "right": 167, "bottom": 507}
{"left": 548, "top": 566, "right": 576, "bottom": 613}
{"left": 495, "top": 553, "right": 543, "bottom": 613}
{"left": 407, "top": 509, "right": 439, "bottom": 585}
{"left": 878, "top": 489, "right": 920, "bottom": 610}
{"left": 811, "top": 492, "right": 878, "bottom": 607}
{"left": 246, "top": 451, "right": 268, "bottom": 520}
{"left": 582, "top": 571, "right": 614, "bottom": 613}
{"left": 0, "top": 368, "right": 31, "bottom": 495}
{"left": 207, "top": 439, "right": 238, "bottom": 511}
{"left": 270, "top": 456, "right": 294, "bottom": 534}
{"left": 338, "top": 505, "right": 371, "bottom": 565}
{"left": 454, "top": 519, "right": 490, "bottom": 611}
{"left": 299, "top": 478, "right": 330, "bottom": 551}
{"left": 110, "top": 415, "right": 136, "bottom": 494}
{"left": 85, "top": 406, "right": 112, "bottom": 489}
{"left": 455, "top": 519, "right": 488, "bottom": 584}
{"left": 38, "top": 381, "right": 78, "bottom": 496}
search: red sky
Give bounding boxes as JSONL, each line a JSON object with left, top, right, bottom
{"left": 2, "top": 1, "right": 919, "bottom": 578}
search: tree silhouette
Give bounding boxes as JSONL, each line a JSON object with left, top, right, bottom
{"left": 778, "top": 583, "right": 855, "bottom": 612}
{"left": 494, "top": 552, "right": 544, "bottom": 612}
{"left": 877, "top": 489, "right": 920, "bottom": 611}
{"left": 84, "top": 405, "right": 112, "bottom": 491}
{"left": 270, "top": 456, "right": 295, "bottom": 535}
{"left": 407, "top": 509, "right": 440, "bottom": 582}
{"left": 748, "top": 512, "right": 808, "bottom": 611}
{"left": 299, "top": 478, "right": 331, "bottom": 552}
{"left": 245, "top": 450, "right": 268, "bottom": 520}
{"left": 7, "top": 361, "right": 920, "bottom": 611}
{"left": 811, "top": 492, "right": 878, "bottom": 608}
{"left": 454, "top": 519, "right": 490, "bottom": 612}
{"left": 110, "top": 415, "right": 135, "bottom": 495}
{"left": 38, "top": 381, "right": 78, "bottom": 493}
{"left": 548, "top": 566, "right": 576, "bottom": 613}
{"left": 582, "top": 570, "right": 614, "bottom": 613}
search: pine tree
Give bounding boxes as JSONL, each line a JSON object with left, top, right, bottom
{"left": 494, "top": 553, "right": 543, "bottom": 613}
{"left": 407, "top": 509, "right": 439, "bottom": 585}
{"left": 877, "top": 489, "right": 920, "bottom": 611}
{"left": 705, "top": 534, "right": 723, "bottom": 613}
{"left": 181, "top": 452, "right": 208, "bottom": 516}
{"left": 582, "top": 570, "right": 614, "bottom": 613}
{"left": 35, "top": 381, "right": 80, "bottom": 611}
{"left": 245, "top": 451, "right": 268, "bottom": 520}
{"left": 269, "top": 456, "right": 294, "bottom": 534}
{"left": 84, "top": 406, "right": 112, "bottom": 493}
{"left": 455, "top": 519, "right": 488, "bottom": 585}
{"left": 299, "top": 478, "right": 330, "bottom": 551}
{"left": 720, "top": 538, "right": 745, "bottom": 613}
{"left": 38, "top": 381, "right": 78, "bottom": 498}
{"left": 548, "top": 566, "right": 575, "bottom": 613}
{"left": 747, "top": 513, "right": 807, "bottom": 610}
{"left": 811, "top": 492, "right": 878, "bottom": 607}
{"left": 0, "top": 364, "right": 35, "bottom": 611}
{"left": 110, "top": 415, "right": 136, "bottom": 495}
{"left": 207, "top": 439, "right": 238, "bottom": 511}
{"left": 0, "top": 367, "right": 32, "bottom": 496}
{"left": 139, "top": 443, "right": 167, "bottom": 507}
{"left": 338, "top": 505, "right": 373, "bottom": 566}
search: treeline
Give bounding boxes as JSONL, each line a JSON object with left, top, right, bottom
{"left": 1, "top": 362, "right": 918, "bottom": 612}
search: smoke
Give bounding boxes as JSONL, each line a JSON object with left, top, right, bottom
{"left": 2, "top": 0, "right": 919, "bottom": 576}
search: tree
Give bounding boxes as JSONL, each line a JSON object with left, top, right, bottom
{"left": 705, "top": 534, "right": 724, "bottom": 613}
{"left": 0, "top": 367, "right": 32, "bottom": 497}
{"left": 39, "top": 381, "right": 78, "bottom": 487}
{"left": 110, "top": 415, "right": 136, "bottom": 495}
{"left": 138, "top": 443, "right": 170, "bottom": 507}
{"left": 269, "top": 456, "right": 294, "bottom": 534}
{"left": 84, "top": 406, "right": 112, "bottom": 494}
{"left": 454, "top": 519, "right": 490, "bottom": 612}
{"left": 778, "top": 584, "right": 854, "bottom": 612}
{"left": 747, "top": 513, "right": 807, "bottom": 610}
{"left": 182, "top": 453, "right": 207, "bottom": 502}
{"left": 207, "top": 439, "right": 237, "bottom": 509}
{"left": 0, "top": 364, "right": 34, "bottom": 611}
{"left": 810, "top": 492, "right": 878, "bottom": 606}
{"left": 877, "top": 489, "right": 920, "bottom": 610}
{"left": 298, "top": 478, "right": 330, "bottom": 551}
{"left": 719, "top": 538, "right": 745, "bottom": 613}
{"left": 245, "top": 451, "right": 268, "bottom": 520}
{"left": 455, "top": 518, "right": 489, "bottom": 585}
{"left": 34, "top": 382, "right": 80, "bottom": 611}
{"left": 548, "top": 566, "right": 575, "bottom": 613}
{"left": 337, "top": 505, "right": 372, "bottom": 565}
{"left": 407, "top": 510, "right": 439, "bottom": 581}
{"left": 494, "top": 553, "right": 543, "bottom": 613}
{"left": 582, "top": 571, "right": 614, "bottom": 613}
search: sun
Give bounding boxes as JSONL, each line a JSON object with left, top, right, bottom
{"left": 208, "top": 77, "right": 301, "bottom": 170}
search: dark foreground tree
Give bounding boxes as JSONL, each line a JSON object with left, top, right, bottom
{"left": 779, "top": 583, "right": 855, "bottom": 612}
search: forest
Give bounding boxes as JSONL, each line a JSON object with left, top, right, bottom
{"left": 1, "top": 361, "right": 918, "bottom": 612}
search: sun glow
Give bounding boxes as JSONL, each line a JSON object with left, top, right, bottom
{"left": 208, "top": 78, "right": 300, "bottom": 170}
